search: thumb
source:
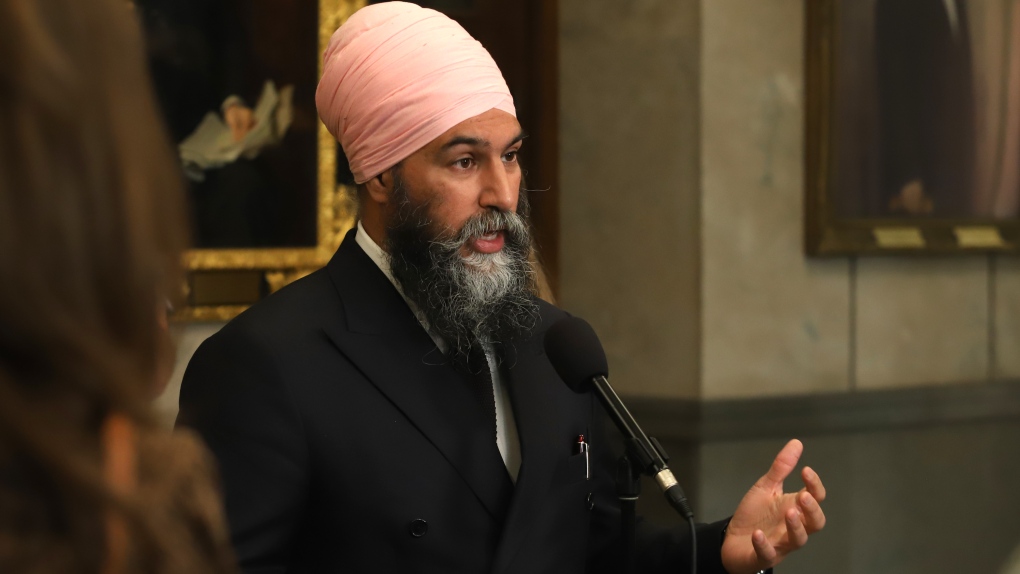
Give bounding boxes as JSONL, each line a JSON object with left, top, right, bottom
{"left": 758, "top": 439, "right": 803, "bottom": 491}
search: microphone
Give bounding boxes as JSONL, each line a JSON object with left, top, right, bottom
{"left": 544, "top": 316, "right": 694, "bottom": 519}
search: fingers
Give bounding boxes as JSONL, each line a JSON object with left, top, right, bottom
{"left": 751, "top": 529, "right": 777, "bottom": 567}
{"left": 801, "top": 466, "right": 827, "bottom": 502}
{"left": 758, "top": 439, "right": 803, "bottom": 490}
{"left": 750, "top": 508, "right": 812, "bottom": 570}
{"left": 785, "top": 507, "right": 809, "bottom": 549}
{"left": 796, "top": 490, "right": 827, "bottom": 533}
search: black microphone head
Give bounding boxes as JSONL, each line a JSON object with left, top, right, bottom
{"left": 544, "top": 316, "right": 608, "bottom": 393}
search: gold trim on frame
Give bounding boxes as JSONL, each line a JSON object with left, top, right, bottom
{"left": 173, "top": 305, "right": 252, "bottom": 323}
{"left": 177, "top": 0, "right": 366, "bottom": 322}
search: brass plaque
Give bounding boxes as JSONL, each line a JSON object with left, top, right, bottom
{"left": 953, "top": 226, "right": 1006, "bottom": 249}
{"left": 873, "top": 227, "right": 925, "bottom": 249}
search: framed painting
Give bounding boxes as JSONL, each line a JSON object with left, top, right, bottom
{"left": 806, "top": 0, "right": 1020, "bottom": 255}
{"left": 135, "top": 0, "right": 366, "bottom": 320}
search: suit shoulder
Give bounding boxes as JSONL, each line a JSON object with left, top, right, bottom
{"left": 218, "top": 267, "right": 338, "bottom": 345}
{"left": 180, "top": 268, "right": 344, "bottom": 415}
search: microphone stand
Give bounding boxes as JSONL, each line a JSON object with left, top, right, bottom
{"left": 617, "top": 454, "right": 642, "bottom": 574}
{"left": 592, "top": 376, "right": 696, "bottom": 574}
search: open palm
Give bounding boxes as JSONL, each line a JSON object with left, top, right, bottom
{"left": 721, "top": 439, "right": 827, "bottom": 574}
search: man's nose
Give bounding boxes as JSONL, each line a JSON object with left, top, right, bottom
{"left": 479, "top": 161, "right": 517, "bottom": 212}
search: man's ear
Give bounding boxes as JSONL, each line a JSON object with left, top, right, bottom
{"left": 364, "top": 171, "right": 393, "bottom": 205}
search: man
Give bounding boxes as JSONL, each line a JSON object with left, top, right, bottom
{"left": 177, "top": 3, "right": 826, "bottom": 573}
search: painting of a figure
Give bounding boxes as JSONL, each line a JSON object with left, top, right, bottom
{"left": 831, "top": 0, "right": 1020, "bottom": 220}
{"left": 136, "top": 0, "right": 320, "bottom": 248}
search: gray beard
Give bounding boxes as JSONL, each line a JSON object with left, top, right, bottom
{"left": 384, "top": 175, "right": 539, "bottom": 365}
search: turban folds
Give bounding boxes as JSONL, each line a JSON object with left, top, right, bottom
{"left": 315, "top": 2, "right": 516, "bottom": 184}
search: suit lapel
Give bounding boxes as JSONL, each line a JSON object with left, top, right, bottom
{"left": 490, "top": 333, "right": 563, "bottom": 574}
{"left": 321, "top": 231, "right": 514, "bottom": 522}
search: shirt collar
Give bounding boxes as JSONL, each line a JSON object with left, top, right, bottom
{"left": 355, "top": 220, "right": 396, "bottom": 286}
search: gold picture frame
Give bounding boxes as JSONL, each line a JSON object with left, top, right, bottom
{"left": 805, "top": 0, "right": 1020, "bottom": 256}
{"left": 173, "top": 0, "right": 367, "bottom": 321}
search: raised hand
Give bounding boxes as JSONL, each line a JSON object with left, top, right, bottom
{"left": 720, "top": 439, "right": 827, "bottom": 574}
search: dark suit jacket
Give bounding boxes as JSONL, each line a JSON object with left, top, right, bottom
{"left": 177, "top": 230, "right": 729, "bottom": 573}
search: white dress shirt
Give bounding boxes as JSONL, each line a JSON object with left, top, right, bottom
{"left": 355, "top": 222, "right": 522, "bottom": 482}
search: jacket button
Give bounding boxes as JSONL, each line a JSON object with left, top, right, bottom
{"left": 586, "top": 493, "right": 595, "bottom": 511}
{"left": 409, "top": 518, "right": 428, "bottom": 537}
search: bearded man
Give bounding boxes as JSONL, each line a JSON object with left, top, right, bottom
{"left": 176, "top": 3, "right": 826, "bottom": 573}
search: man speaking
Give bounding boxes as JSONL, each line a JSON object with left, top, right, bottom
{"left": 177, "top": 3, "right": 826, "bottom": 573}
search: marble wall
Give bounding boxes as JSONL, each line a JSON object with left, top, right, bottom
{"left": 558, "top": 0, "right": 1020, "bottom": 399}
{"left": 997, "top": 257, "right": 1020, "bottom": 379}
{"left": 855, "top": 259, "right": 990, "bottom": 389}
{"left": 699, "top": 0, "right": 850, "bottom": 398}
{"left": 559, "top": 0, "right": 703, "bottom": 398}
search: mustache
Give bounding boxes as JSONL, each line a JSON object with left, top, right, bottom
{"left": 441, "top": 207, "right": 530, "bottom": 249}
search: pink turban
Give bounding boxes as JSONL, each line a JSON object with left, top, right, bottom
{"left": 315, "top": 2, "right": 516, "bottom": 184}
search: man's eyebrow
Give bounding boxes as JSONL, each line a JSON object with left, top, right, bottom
{"left": 439, "top": 130, "right": 528, "bottom": 152}
{"left": 508, "top": 131, "right": 527, "bottom": 148}
{"left": 440, "top": 136, "right": 486, "bottom": 151}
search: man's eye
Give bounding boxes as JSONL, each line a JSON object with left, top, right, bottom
{"left": 455, "top": 158, "right": 473, "bottom": 169}
{"left": 503, "top": 151, "right": 519, "bottom": 163}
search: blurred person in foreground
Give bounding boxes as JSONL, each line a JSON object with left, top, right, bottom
{"left": 0, "top": 0, "right": 236, "bottom": 572}
{"left": 178, "top": 3, "right": 827, "bottom": 573}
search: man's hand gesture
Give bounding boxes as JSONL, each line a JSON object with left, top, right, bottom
{"left": 720, "top": 439, "right": 827, "bottom": 574}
